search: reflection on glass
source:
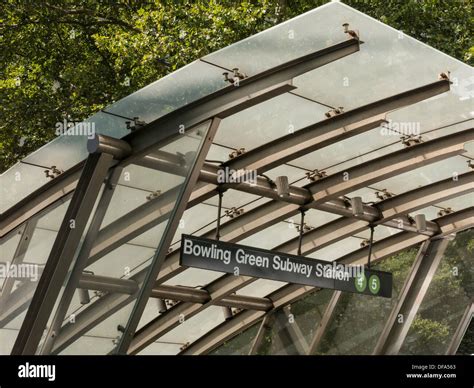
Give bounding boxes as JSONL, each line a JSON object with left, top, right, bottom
{"left": 400, "top": 228, "right": 474, "bottom": 355}
{"left": 210, "top": 323, "right": 261, "bottom": 355}
{"left": 48, "top": 121, "right": 211, "bottom": 354}
{"left": 0, "top": 162, "right": 50, "bottom": 213}
{"left": 312, "top": 247, "right": 418, "bottom": 355}
{"left": 256, "top": 289, "right": 333, "bottom": 355}
{"left": 456, "top": 319, "right": 473, "bottom": 355}
{"left": 58, "top": 303, "right": 135, "bottom": 355}
{"left": 0, "top": 199, "right": 70, "bottom": 354}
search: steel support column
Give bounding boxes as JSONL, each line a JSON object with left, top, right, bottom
{"left": 0, "top": 219, "right": 37, "bottom": 309}
{"left": 114, "top": 118, "right": 221, "bottom": 354}
{"left": 372, "top": 238, "right": 450, "bottom": 355}
{"left": 446, "top": 303, "right": 473, "bottom": 355}
{"left": 248, "top": 314, "right": 275, "bottom": 355}
{"left": 12, "top": 136, "right": 131, "bottom": 355}
{"left": 40, "top": 166, "right": 124, "bottom": 354}
{"left": 307, "top": 291, "right": 342, "bottom": 354}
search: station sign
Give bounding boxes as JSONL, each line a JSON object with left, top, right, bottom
{"left": 180, "top": 234, "right": 392, "bottom": 298}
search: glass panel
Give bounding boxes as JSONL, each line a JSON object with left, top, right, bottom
{"left": 290, "top": 121, "right": 472, "bottom": 188}
{"left": 163, "top": 268, "right": 222, "bottom": 288}
{"left": 256, "top": 289, "right": 333, "bottom": 355}
{"left": 464, "top": 141, "right": 474, "bottom": 159}
{"left": 170, "top": 203, "right": 219, "bottom": 245}
{"left": 203, "top": 188, "right": 262, "bottom": 209}
{"left": 2, "top": 60, "right": 225, "bottom": 215}
{"left": 237, "top": 279, "right": 287, "bottom": 298}
{"left": 2, "top": 112, "right": 127, "bottom": 213}
{"left": 202, "top": 2, "right": 340, "bottom": 76}
{"left": 0, "top": 227, "right": 23, "bottom": 266}
{"left": 206, "top": 143, "right": 233, "bottom": 163}
{"left": 354, "top": 225, "right": 402, "bottom": 241}
{"left": 291, "top": 124, "right": 399, "bottom": 172}
{"left": 290, "top": 209, "right": 340, "bottom": 229}
{"left": 137, "top": 341, "right": 182, "bottom": 355}
{"left": 308, "top": 236, "right": 363, "bottom": 262}
{"left": 0, "top": 199, "right": 70, "bottom": 354}
{"left": 312, "top": 246, "right": 419, "bottom": 354}
{"left": 400, "top": 228, "right": 474, "bottom": 354}
{"left": 293, "top": 4, "right": 473, "bottom": 113}
{"left": 265, "top": 164, "right": 309, "bottom": 187}
{"left": 214, "top": 93, "right": 327, "bottom": 150}
{"left": 23, "top": 112, "right": 128, "bottom": 171}
{"left": 160, "top": 306, "right": 224, "bottom": 348}
{"left": 58, "top": 304, "right": 135, "bottom": 355}
{"left": 432, "top": 192, "right": 474, "bottom": 214}
{"left": 456, "top": 319, "right": 473, "bottom": 355}
{"left": 375, "top": 156, "right": 470, "bottom": 197}
{"left": 0, "top": 162, "right": 50, "bottom": 213}
{"left": 240, "top": 222, "right": 295, "bottom": 249}
{"left": 104, "top": 61, "right": 227, "bottom": 124}
{"left": 49, "top": 121, "right": 211, "bottom": 354}
{"left": 87, "top": 245, "right": 156, "bottom": 279}
{"left": 210, "top": 322, "right": 261, "bottom": 355}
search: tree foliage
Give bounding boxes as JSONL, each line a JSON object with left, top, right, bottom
{"left": 1, "top": 0, "right": 472, "bottom": 172}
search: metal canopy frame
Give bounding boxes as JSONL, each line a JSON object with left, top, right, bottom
{"left": 12, "top": 151, "right": 118, "bottom": 354}
{"left": 180, "top": 210, "right": 473, "bottom": 355}
{"left": 1, "top": 10, "right": 472, "bottom": 356}
{"left": 372, "top": 239, "right": 450, "bottom": 355}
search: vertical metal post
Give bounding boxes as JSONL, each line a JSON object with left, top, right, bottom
{"left": 215, "top": 189, "right": 224, "bottom": 241}
{"left": 12, "top": 135, "right": 130, "bottom": 355}
{"left": 297, "top": 209, "right": 306, "bottom": 256}
{"left": 307, "top": 290, "right": 342, "bottom": 354}
{"left": 280, "top": 305, "right": 310, "bottom": 354}
{"left": 445, "top": 303, "right": 473, "bottom": 355}
{"left": 0, "top": 220, "right": 37, "bottom": 304}
{"left": 114, "top": 117, "right": 221, "bottom": 354}
{"left": 248, "top": 314, "right": 275, "bottom": 355}
{"left": 372, "top": 238, "right": 449, "bottom": 355}
{"left": 367, "top": 225, "right": 375, "bottom": 268}
{"left": 39, "top": 167, "right": 123, "bottom": 354}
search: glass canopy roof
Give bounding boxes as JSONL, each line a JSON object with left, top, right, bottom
{"left": 1, "top": 2, "right": 472, "bottom": 356}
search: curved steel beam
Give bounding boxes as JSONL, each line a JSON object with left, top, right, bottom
{"left": 2, "top": 37, "right": 360, "bottom": 237}
{"left": 307, "top": 129, "right": 472, "bottom": 206}
{"left": 225, "top": 80, "right": 450, "bottom": 173}
{"left": 86, "top": 128, "right": 472, "bottom": 270}
{"left": 123, "top": 39, "right": 361, "bottom": 161}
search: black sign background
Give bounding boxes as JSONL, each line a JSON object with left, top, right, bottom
{"left": 180, "top": 234, "right": 392, "bottom": 298}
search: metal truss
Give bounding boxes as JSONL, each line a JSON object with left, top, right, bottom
{"left": 446, "top": 303, "right": 473, "bottom": 355}
{"left": 372, "top": 239, "right": 450, "bottom": 354}
{"left": 1, "top": 27, "right": 470, "bottom": 356}
{"left": 178, "top": 209, "right": 473, "bottom": 354}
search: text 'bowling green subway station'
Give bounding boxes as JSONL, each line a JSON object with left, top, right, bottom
{"left": 1, "top": 2, "right": 473, "bottom": 355}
